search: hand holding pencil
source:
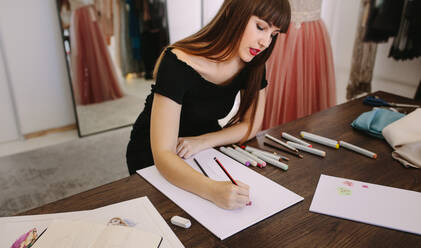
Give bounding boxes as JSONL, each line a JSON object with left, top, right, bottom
{"left": 211, "top": 157, "right": 251, "bottom": 209}
{"left": 208, "top": 179, "right": 251, "bottom": 209}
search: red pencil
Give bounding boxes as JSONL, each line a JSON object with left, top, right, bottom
{"left": 214, "top": 157, "right": 237, "bottom": 185}
{"left": 214, "top": 157, "right": 252, "bottom": 206}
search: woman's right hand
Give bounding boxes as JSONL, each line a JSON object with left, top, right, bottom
{"left": 209, "top": 180, "right": 250, "bottom": 210}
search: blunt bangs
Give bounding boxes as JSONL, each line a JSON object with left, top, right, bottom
{"left": 254, "top": 0, "right": 291, "bottom": 33}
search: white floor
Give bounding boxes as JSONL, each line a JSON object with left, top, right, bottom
{"left": 0, "top": 129, "right": 78, "bottom": 158}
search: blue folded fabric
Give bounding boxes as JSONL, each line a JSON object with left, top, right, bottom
{"left": 351, "top": 108, "right": 405, "bottom": 139}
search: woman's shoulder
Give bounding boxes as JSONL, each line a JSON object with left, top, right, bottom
{"left": 156, "top": 48, "right": 197, "bottom": 84}
{"left": 158, "top": 48, "right": 188, "bottom": 74}
{"left": 160, "top": 48, "right": 194, "bottom": 70}
{"left": 169, "top": 48, "right": 209, "bottom": 75}
{"left": 170, "top": 48, "right": 189, "bottom": 63}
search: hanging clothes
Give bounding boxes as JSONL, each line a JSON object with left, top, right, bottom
{"left": 94, "top": 0, "right": 114, "bottom": 44}
{"left": 140, "top": 0, "right": 169, "bottom": 79}
{"left": 127, "top": 0, "right": 143, "bottom": 62}
{"left": 363, "top": 0, "right": 404, "bottom": 43}
{"left": 389, "top": 0, "right": 421, "bottom": 60}
{"left": 119, "top": 0, "right": 142, "bottom": 76}
{"left": 263, "top": 0, "right": 336, "bottom": 129}
{"left": 70, "top": 5, "right": 124, "bottom": 105}
{"left": 113, "top": 0, "right": 169, "bottom": 77}
{"left": 361, "top": 0, "right": 421, "bottom": 60}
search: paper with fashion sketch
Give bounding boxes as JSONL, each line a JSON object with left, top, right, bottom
{"left": 137, "top": 148, "right": 304, "bottom": 240}
{"left": 0, "top": 197, "right": 184, "bottom": 248}
{"left": 0, "top": 210, "right": 90, "bottom": 248}
{"left": 32, "top": 219, "right": 162, "bottom": 248}
{"left": 309, "top": 174, "right": 421, "bottom": 235}
{"left": 84, "top": 197, "right": 183, "bottom": 248}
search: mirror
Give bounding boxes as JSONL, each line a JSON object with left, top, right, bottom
{"left": 56, "top": 0, "right": 169, "bottom": 136}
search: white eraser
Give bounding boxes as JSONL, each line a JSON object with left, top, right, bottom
{"left": 170, "top": 216, "right": 191, "bottom": 228}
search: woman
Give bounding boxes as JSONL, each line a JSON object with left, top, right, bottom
{"left": 126, "top": 0, "right": 291, "bottom": 209}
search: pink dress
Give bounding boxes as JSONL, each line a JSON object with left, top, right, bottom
{"left": 70, "top": 5, "right": 123, "bottom": 105}
{"left": 262, "top": 0, "right": 336, "bottom": 129}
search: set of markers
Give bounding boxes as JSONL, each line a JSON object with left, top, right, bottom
{"left": 218, "top": 131, "right": 377, "bottom": 172}
{"left": 218, "top": 145, "right": 289, "bottom": 171}
{"left": 266, "top": 131, "right": 377, "bottom": 159}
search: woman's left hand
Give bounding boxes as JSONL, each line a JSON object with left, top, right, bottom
{"left": 176, "top": 136, "right": 208, "bottom": 159}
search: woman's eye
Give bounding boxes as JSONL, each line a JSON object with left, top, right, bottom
{"left": 256, "top": 24, "right": 264, "bottom": 31}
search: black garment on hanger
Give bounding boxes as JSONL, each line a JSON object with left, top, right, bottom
{"left": 363, "top": 0, "right": 404, "bottom": 43}
{"left": 140, "top": 0, "right": 169, "bottom": 78}
{"left": 389, "top": 0, "right": 421, "bottom": 60}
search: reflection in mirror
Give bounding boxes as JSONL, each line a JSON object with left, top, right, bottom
{"left": 57, "top": 0, "right": 169, "bottom": 136}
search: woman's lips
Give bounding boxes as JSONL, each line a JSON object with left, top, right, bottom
{"left": 249, "top": 48, "right": 261, "bottom": 56}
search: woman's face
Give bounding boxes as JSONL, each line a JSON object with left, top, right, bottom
{"left": 238, "top": 16, "right": 280, "bottom": 63}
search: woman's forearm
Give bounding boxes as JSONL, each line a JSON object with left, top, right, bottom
{"left": 200, "top": 121, "right": 256, "bottom": 148}
{"left": 153, "top": 149, "right": 250, "bottom": 209}
{"left": 154, "top": 150, "right": 215, "bottom": 199}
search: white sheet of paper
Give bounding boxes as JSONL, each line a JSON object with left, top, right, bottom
{"left": 32, "top": 219, "right": 162, "bottom": 248}
{"left": 137, "top": 148, "right": 303, "bottom": 240}
{"left": 32, "top": 219, "right": 107, "bottom": 248}
{"left": 84, "top": 197, "right": 183, "bottom": 248}
{"left": 309, "top": 174, "right": 421, "bottom": 235}
{"left": 0, "top": 197, "right": 183, "bottom": 248}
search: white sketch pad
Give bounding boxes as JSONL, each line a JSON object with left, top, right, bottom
{"left": 0, "top": 197, "right": 183, "bottom": 248}
{"left": 137, "top": 148, "right": 303, "bottom": 240}
{"left": 310, "top": 174, "right": 421, "bottom": 235}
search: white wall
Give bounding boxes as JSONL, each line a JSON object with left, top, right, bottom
{"left": 203, "top": 0, "right": 224, "bottom": 25}
{"left": 0, "top": 36, "right": 20, "bottom": 143}
{"left": 167, "top": 0, "right": 224, "bottom": 43}
{"left": 321, "top": 0, "right": 421, "bottom": 104}
{"left": 167, "top": 0, "right": 201, "bottom": 43}
{"left": 0, "top": 0, "right": 75, "bottom": 135}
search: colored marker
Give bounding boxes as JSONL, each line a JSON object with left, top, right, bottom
{"left": 233, "top": 145, "right": 267, "bottom": 167}
{"left": 287, "top": 141, "right": 326, "bottom": 157}
{"left": 281, "top": 132, "right": 312, "bottom": 147}
{"left": 242, "top": 145, "right": 288, "bottom": 161}
{"left": 263, "top": 142, "right": 303, "bottom": 159}
{"left": 339, "top": 141, "right": 377, "bottom": 159}
{"left": 300, "top": 131, "right": 339, "bottom": 149}
{"left": 219, "top": 147, "right": 251, "bottom": 166}
{"left": 251, "top": 152, "right": 288, "bottom": 171}
{"left": 265, "top": 133, "right": 299, "bottom": 152}
{"left": 227, "top": 147, "right": 257, "bottom": 167}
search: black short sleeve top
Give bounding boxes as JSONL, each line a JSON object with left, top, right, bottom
{"left": 129, "top": 48, "right": 267, "bottom": 146}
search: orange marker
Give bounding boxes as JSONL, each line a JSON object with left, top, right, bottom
{"left": 339, "top": 141, "right": 377, "bottom": 159}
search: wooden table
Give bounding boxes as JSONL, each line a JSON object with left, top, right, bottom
{"left": 21, "top": 91, "right": 421, "bottom": 247}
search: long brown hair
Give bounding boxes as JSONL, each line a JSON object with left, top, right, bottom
{"left": 154, "top": 0, "right": 290, "bottom": 142}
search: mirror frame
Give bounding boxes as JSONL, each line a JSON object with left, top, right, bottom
{"left": 55, "top": 0, "right": 170, "bottom": 137}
